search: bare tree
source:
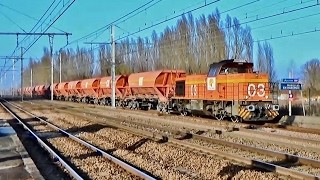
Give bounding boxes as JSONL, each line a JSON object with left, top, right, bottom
{"left": 256, "top": 41, "right": 276, "bottom": 82}
{"left": 301, "top": 59, "right": 320, "bottom": 91}
{"left": 20, "top": 7, "right": 274, "bottom": 87}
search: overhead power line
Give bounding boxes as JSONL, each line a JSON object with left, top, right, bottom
{"left": 0, "top": 11, "right": 26, "bottom": 32}
{"left": 254, "top": 27, "right": 320, "bottom": 42}
{"left": 0, "top": 0, "right": 71, "bottom": 78}
{"left": 251, "top": 11, "right": 320, "bottom": 30}
{"left": 0, "top": 3, "right": 66, "bottom": 32}
{"left": 0, "top": 0, "right": 76, "bottom": 78}
{"left": 115, "top": 0, "right": 222, "bottom": 42}
{"left": 62, "top": 0, "right": 163, "bottom": 48}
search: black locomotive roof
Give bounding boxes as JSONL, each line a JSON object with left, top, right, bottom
{"left": 209, "top": 59, "right": 252, "bottom": 69}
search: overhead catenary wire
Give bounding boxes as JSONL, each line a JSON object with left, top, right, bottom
{"left": 254, "top": 27, "right": 320, "bottom": 42}
{"left": 22, "top": 0, "right": 319, "bottom": 65}
{"left": 0, "top": 11, "right": 27, "bottom": 32}
{"left": 62, "top": 0, "right": 163, "bottom": 48}
{"left": 243, "top": 0, "right": 315, "bottom": 20}
{"left": 115, "top": 1, "right": 320, "bottom": 42}
{"left": 0, "top": 3, "right": 66, "bottom": 32}
{"left": 7, "top": 0, "right": 59, "bottom": 58}
{"left": 0, "top": 0, "right": 76, "bottom": 79}
{"left": 251, "top": 11, "right": 320, "bottom": 30}
{"left": 0, "top": 0, "right": 66, "bottom": 78}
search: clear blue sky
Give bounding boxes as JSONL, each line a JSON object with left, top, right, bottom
{"left": 0, "top": 0, "right": 319, "bottom": 90}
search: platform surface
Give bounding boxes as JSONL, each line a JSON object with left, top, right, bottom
{"left": 0, "top": 119, "right": 43, "bottom": 180}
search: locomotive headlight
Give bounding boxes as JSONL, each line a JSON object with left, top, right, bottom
{"left": 272, "top": 105, "right": 279, "bottom": 111}
{"left": 246, "top": 105, "right": 255, "bottom": 111}
{"left": 245, "top": 95, "right": 248, "bottom": 99}
{"left": 265, "top": 95, "right": 268, "bottom": 99}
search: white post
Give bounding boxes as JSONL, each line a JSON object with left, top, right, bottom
{"left": 31, "top": 69, "right": 33, "bottom": 98}
{"left": 4, "top": 72, "right": 6, "bottom": 97}
{"left": 51, "top": 54, "right": 54, "bottom": 100}
{"left": 12, "top": 59, "right": 14, "bottom": 97}
{"left": 300, "top": 88, "right": 305, "bottom": 116}
{"left": 59, "top": 50, "right": 62, "bottom": 83}
{"left": 49, "top": 35, "right": 54, "bottom": 101}
{"left": 21, "top": 47, "right": 23, "bottom": 102}
{"left": 0, "top": 77, "right": 2, "bottom": 97}
{"left": 111, "top": 24, "right": 116, "bottom": 108}
{"left": 288, "top": 70, "right": 292, "bottom": 116}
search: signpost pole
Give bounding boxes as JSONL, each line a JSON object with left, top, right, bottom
{"left": 301, "top": 88, "right": 305, "bottom": 116}
{"left": 288, "top": 71, "right": 292, "bottom": 116}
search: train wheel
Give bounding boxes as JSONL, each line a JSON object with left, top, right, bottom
{"left": 215, "top": 114, "right": 224, "bottom": 121}
{"left": 181, "top": 108, "right": 188, "bottom": 116}
{"left": 231, "top": 116, "right": 241, "bottom": 123}
{"left": 181, "top": 111, "right": 187, "bottom": 116}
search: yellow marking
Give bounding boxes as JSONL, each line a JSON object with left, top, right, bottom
{"left": 185, "top": 80, "right": 206, "bottom": 85}
{"left": 239, "top": 108, "right": 246, "bottom": 114}
{"left": 243, "top": 111, "right": 251, "bottom": 120}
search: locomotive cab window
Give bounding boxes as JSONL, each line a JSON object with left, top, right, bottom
{"left": 219, "top": 63, "right": 253, "bottom": 74}
{"left": 208, "top": 66, "right": 219, "bottom": 76}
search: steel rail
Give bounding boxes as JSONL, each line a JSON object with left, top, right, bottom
{"left": 1, "top": 99, "right": 156, "bottom": 180}
{"left": 29, "top": 101, "right": 320, "bottom": 167}
{"left": 26, "top": 102, "right": 320, "bottom": 180}
{"left": 0, "top": 100, "right": 83, "bottom": 180}
{"left": 23, "top": 100, "right": 320, "bottom": 150}
{"left": 249, "top": 123, "right": 320, "bottom": 136}
{"left": 232, "top": 127, "right": 320, "bottom": 144}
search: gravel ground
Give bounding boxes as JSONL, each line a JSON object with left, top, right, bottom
{"left": 7, "top": 105, "right": 141, "bottom": 180}
{"left": 19, "top": 106, "right": 296, "bottom": 180}
{"left": 231, "top": 131, "right": 320, "bottom": 148}
{"left": 47, "top": 137, "right": 140, "bottom": 180}
{"left": 254, "top": 127, "right": 320, "bottom": 141}
{"left": 0, "top": 105, "right": 73, "bottom": 180}
{"left": 203, "top": 132, "right": 320, "bottom": 160}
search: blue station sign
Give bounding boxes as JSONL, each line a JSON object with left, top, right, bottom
{"left": 282, "top": 78, "right": 299, "bottom": 83}
{"left": 280, "top": 83, "right": 302, "bottom": 90}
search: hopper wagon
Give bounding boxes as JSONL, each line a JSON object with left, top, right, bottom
{"left": 78, "top": 78, "right": 100, "bottom": 104}
{"left": 55, "top": 82, "right": 69, "bottom": 100}
{"left": 66, "top": 80, "right": 82, "bottom": 102}
{"left": 97, "top": 75, "right": 128, "bottom": 106}
{"left": 124, "top": 70, "right": 186, "bottom": 110}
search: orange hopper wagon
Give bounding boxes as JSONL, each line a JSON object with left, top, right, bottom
{"left": 25, "top": 87, "right": 31, "bottom": 97}
{"left": 66, "top": 80, "right": 82, "bottom": 101}
{"left": 78, "top": 78, "right": 100, "bottom": 104}
{"left": 97, "top": 75, "right": 128, "bottom": 106}
{"left": 34, "top": 85, "right": 46, "bottom": 97}
{"left": 55, "top": 82, "right": 69, "bottom": 100}
{"left": 125, "top": 70, "right": 186, "bottom": 110}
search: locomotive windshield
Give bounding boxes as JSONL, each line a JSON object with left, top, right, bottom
{"left": 208, "top": 59, "right": 254, "bottom": 76}
{"left": 219, "top": 64, "right": 253, "bottom": 74}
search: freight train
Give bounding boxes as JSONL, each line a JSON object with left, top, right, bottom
{"left": 19, "top": 59, "right": 280, "bottom": 123}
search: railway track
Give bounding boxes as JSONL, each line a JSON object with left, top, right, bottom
{"left": 37, "top": 99, "right": 320, "bottom": 136}
{"left": 9, "top": 100, "right": 289, "bottom": 180}
{"left": 0, "top": 99, "right": 156, "bottom": 180}
{"left": 15, "top": 100, "right": 320, "bottom": 179}
{"left": 34, "top": 99, "right": 320, "bottom": 152}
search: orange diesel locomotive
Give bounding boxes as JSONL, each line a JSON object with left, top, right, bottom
{"left": 168, "top": 59, "right": 279, "bottom": 122}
